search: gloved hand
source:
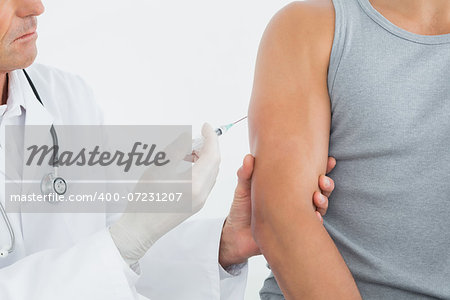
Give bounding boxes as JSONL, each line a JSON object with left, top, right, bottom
{"left": 109, "top": 123, "right": 220, "bottom": 266}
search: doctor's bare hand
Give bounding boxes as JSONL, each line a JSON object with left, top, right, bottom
{"left": 218, "top": 154, "right": 336, "bottom": 268}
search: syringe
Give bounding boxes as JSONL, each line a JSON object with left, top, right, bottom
{"left": 192, "top": 116, "right": 248, "bottom": 152}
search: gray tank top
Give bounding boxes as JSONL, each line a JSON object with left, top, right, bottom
{"left": 260, "top": 0, "right": 450, "bottom": 299}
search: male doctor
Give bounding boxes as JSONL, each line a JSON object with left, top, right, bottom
{"left": 0, "top": 0, "right": 337, "bottom": 299}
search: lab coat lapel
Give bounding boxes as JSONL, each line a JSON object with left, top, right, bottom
{"left": 17, "top": 70, "right": 77, "bottom": 253}
{"left": 21, "top": 68, "right": 54, "bottom": 195}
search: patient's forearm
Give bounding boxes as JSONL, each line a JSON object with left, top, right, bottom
{"left": 251, "top": 155, "right": 361, "bottom": 299}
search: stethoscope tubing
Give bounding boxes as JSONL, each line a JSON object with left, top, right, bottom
{"left": 0, "top": 69, "right": 59, "bottom": 257}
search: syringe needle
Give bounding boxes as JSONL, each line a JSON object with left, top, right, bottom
{"left": 188, "top": 116, "right": 249, "bottom": 160}
{"left": 232, "top": 116, "right": 247, "bottom": 125}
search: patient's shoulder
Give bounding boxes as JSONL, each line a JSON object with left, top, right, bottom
{"left": 272, "top": 0, "right": 335, "bottom": 35}
{"left": 262, "top": 0, "right": 335, "bottom": 69}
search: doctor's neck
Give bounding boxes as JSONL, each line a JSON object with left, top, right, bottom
{"left": 0, "top": 73, "right": 7, "bottom": 106}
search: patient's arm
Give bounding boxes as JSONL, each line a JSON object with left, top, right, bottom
{"left": 248, "top": 2, "right": 361, "bottom": 299}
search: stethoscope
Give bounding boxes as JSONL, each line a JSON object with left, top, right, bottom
{"left": 0, "top": 69, "right": 67, "bottom": 258}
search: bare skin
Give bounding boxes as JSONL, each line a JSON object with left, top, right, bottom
{"left": 248, "top": 2, "right": 360, "bottom": 298}
{"left": 0, "top": 0, "right": 44, "bottom": 105}
{"left": 248, "top": 0, "right": 450, "bottom": 298}
{"left": 219, "top": 155, "right": 336, "bottom": 267}
{"left": 371, "top": 0, "right": 450, "bottom": 35}
{"left": 1, "top": 73, "right": 7, "bottom": 106}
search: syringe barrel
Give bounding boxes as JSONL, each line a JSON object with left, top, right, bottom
{"left": 192, "top": 137, "right": 205, "bottom": 152}
{"left": 192, "top": 126, "right": 228, "bottom": 152}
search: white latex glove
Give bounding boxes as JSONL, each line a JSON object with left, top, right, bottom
{"left": 109, "top": 123, "right": 220, "bottom": 266}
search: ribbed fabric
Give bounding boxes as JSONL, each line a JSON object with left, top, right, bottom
{"left": 260, "top": 0, "right": 450, "bottom": 298}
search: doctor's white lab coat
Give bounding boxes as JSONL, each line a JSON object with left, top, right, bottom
{"left": 0, "top": 65, "right": 248, "bottom": 300}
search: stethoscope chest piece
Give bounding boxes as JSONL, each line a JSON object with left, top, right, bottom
{"left": 23, "top": 69, "right": 68, "bottom": 198}
{"left": 40, "top": 172, "right": 67, "bottom": 196}
{"left": 0, "top": 248, "right": 9, "bottom": 258}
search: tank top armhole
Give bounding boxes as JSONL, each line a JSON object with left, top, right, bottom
{"left": 327, "top": 0, "right": 347, "bottom": 97}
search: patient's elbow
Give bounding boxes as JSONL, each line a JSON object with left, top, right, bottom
{"left": 251, "top": 189, "right": 315, "bottom": 252}
{"left": 251, "top": 211, "right": 271, "bottom": 251}
{"left": 250, "top": 197, "right": 285, "bottom": 251}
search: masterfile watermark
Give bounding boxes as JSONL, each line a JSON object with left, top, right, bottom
{"left": 4, "top": 125, "right": 193, "bottom": 213}
{"left": 26, "top": 142, "right": 170, "bottom": 172}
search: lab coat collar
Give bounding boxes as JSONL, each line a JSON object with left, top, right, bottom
{"left": 18, "top": 69, "right": 54, "bottom": 126}
{"left": 4, "top": 70, "right": 25, "bottom": 118}
{"left": 0, "top": 70, "right": 27, "bottom": 148}
{"left": 0, "top": 69, "right": 54, "bottom": 145}
{"left": 4, "top": 69, "right": 54, "bottom": 125}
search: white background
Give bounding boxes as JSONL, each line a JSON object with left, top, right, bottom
{"left": 36, "top": 1, "right": 294, "bottom": 299}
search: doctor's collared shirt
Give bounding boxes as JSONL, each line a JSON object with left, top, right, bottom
{"left": 0, "top": 71, "right": 27, "bottom": 178}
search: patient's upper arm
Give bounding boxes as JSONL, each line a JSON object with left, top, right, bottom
{"left": 247, "top": 3, "right": 363, "bottom": 298}
{"left": 248, "top": 0, "right": 334, "bottom": 241}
